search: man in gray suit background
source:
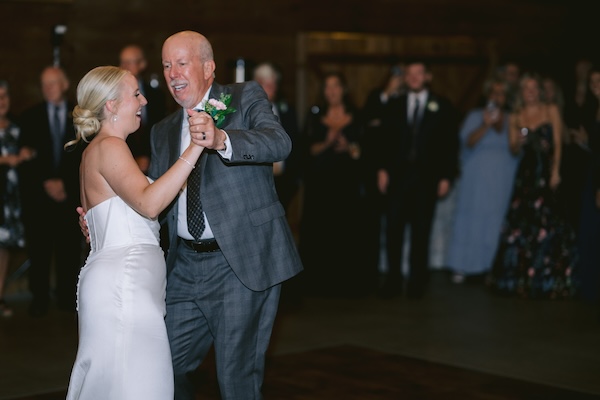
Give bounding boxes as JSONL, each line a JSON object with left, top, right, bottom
{"left": 149, "top": 30, "right": 303, "bottom": 399}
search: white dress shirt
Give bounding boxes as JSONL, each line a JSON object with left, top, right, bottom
{"left": 177, "top": 87, "right": 232, "bottom": 240}
{"left": 408, "top": 90, "right": 428, "bottom": 125}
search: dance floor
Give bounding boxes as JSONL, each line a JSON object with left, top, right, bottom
{"left": 9, "top": 344, "right": 599, "bottom": 400}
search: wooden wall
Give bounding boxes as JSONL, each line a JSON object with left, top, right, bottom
{"left": 0, "top": 0, "right": 595, "bottom": 120}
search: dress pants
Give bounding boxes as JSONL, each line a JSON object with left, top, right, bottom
{"left": 166, "top": 240, "right": 281, "bottom": 400}
{"left": 385, "top": 167, "right": 438, "bottom": 296}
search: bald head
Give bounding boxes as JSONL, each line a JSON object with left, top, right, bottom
{"left": 41, "top": 66, "right": 69, "bottom": 105}
{"left": 162, "top": 30, "right": 216, "bottom": 109}
{"left": 119, "top": 45, "right": 147, "bottom": 77}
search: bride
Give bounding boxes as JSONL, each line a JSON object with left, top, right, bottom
{"left": 65, "top": 65, "right": 203, "bottom": 399}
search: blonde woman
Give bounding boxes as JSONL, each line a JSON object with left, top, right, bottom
{"left": 65, "top": 66, "right": 203, "bottom": 400}
{"left": 491, "top": 73, "right": 578, "bottom": 299}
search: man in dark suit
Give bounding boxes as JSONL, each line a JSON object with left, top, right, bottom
{"left": 119, "top": 44, "right": 167, "bottom": 173}
{"left": 148, "top": 30, "right": 303, "bottom": 399}
{"left": 378, "top": 60, "right": 459, "bottom": 299}
{"left": 252, "top": 62, "right": 300, "bottom": 212}
{"left": 18, "top": 66, "right": 83, "bottom": 317}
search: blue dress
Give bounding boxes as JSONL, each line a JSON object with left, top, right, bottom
{"left": 447, "top": 109, "right": 520, "bottom": 275}
{"left": 491, "top": 123, "right": 579, "bottom": 298}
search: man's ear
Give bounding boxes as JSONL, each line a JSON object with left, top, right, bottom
{"left": 203, "top": 60, "right": 216, "bottom": 80}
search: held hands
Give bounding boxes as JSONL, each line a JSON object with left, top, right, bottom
{"left": 187, "top": 109, "right": 226, "bottom": 151}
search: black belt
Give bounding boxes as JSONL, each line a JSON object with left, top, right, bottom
{"left": 180, "top": 238, "right": 221, "bottom": 253}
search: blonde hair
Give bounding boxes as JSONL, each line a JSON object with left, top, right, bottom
{"left": 67, "top": 66, "right": 128, "bottom": 148}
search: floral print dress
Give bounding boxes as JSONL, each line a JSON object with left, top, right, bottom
{"left": 491, "top": 123, "right": 579, "bottom": 299}
{"left": 0, "top": 122, "right": 25, "bottom": 249}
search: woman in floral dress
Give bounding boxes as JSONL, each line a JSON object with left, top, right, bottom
{"left": 0, "top": 80, "right": 27, "bottom": 317}
{"left": 491, "top": 74, "right": 579, "bottom": 299}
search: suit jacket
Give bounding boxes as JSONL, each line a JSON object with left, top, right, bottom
{"left": 380, "top": 91, "right": 460, "bottom": 189}
{"left": 17, "top": 101, "right": 82, "bottom": 219}
{"left": 148, "top": 81, "right": 303, "bottom": 291}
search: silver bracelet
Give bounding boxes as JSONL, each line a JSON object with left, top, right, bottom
{"left": 178, "top": 156, "right": 195, "bottom": 169}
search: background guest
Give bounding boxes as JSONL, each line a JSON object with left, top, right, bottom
{"left": 496, "top": 61, "right": 521, "bottom": 111}
{"left": 361, "top": 64, "right": 405, "bottom": 285}
{"left": 491, "top": 73, "right": 578, "bottom": 299}
{"left": 299, "top": 71, "right": 365, "bottom": 296}
{"left": 574, "top": 64, "right": 600, "bottom": 304}
{"left": 253, "top": 62, "right": 301, "bottom": 212}
{"left": 446, "top": 78, "right": 520, "bottom": 283}
{"left": 119, "top": 44, "right": 167, "bottom": 173}
{"left": 544, "top": 74, "right": 589, "bottom": 233}
{"left": 18, "top": 66, "right": 84, "bottom": 317}
{"left": 253, "top": 62, "right": 303, "bottom": 305}
{"left": 0, "top": 80, "right": 27, "bottom": 317}
{"left": 378, "top": 60, "right": 460, "bottom": 299}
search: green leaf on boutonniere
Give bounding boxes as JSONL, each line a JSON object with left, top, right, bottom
{"left": 204, "top": 93, "right": 237, "bottom": 128}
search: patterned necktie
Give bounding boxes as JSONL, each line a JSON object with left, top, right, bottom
{"left": 52, "top": 106, "right": 63, "bottom": 167}
{"left": 186, "top": 110, "right": 205, "bottom": 241}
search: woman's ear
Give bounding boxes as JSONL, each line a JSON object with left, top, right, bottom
{"left": 105, "top": 99, "right": 116, "bottom": 115}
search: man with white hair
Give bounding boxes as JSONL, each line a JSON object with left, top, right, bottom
{"left": 253, "top": 62, "right": 300, "bottom": 211}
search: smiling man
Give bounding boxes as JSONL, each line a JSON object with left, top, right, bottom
{"left": 148, "top": 30, "right": 303, "bottom": 400}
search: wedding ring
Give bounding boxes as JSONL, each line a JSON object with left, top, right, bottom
{"left": 202, "top": 133, "right": 206, "bottom": 140}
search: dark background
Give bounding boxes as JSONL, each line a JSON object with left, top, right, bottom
{"left": 0, "top": 0, "right": 596, "bottom": 121}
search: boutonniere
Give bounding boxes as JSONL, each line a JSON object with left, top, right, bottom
{"left": 204, "top": 93, "right": 237, "bottom": 128}
{"left": 427, "top": 101, "right": 439, "bottom": 112}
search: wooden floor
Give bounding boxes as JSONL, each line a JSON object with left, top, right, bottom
{"left": 3, "top": 268, "right": 600, "bottom": 400}
{"left": 9, "top": 344, "right": 600, "bottom": 400}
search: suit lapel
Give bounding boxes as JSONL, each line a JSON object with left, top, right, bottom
{"left": 168, "top": 111, "right": 184, "bottom": 168}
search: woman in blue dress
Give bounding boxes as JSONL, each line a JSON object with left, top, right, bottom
{"left": 491, "top": 74, "right": 579, "bottom": 299}
{"left": 447, "top": 78, "right": 520, "bottom": 283}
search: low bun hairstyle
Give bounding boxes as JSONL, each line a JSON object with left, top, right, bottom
{"left": 67, "top": 66, "right": 128, "bottom": 148}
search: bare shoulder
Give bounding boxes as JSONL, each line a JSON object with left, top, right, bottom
{"left": 546, "top": 103, "right": 561, "bottom": 117}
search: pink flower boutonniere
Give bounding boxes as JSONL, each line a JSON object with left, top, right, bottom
{"left": 204, "top": 93, "right": 237, "bottom": 128}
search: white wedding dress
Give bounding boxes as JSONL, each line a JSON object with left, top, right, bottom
{"left": 66, "top": 195, "right": 173, "bottom": 400}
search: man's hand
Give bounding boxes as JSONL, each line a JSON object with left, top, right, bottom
{"left": 76, "top": 206, "right": 90, "bottom": 244}
{"left": 43, "top": 179, "right": 67, "bottom": 202}
{"left": 188, "top": 109, "right": 226, "bottom": 150}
